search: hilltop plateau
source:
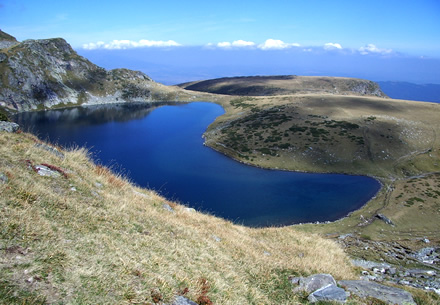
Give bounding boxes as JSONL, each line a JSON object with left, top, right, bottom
{"left": 178, "top": 75, "right": 387, "bottom": 97}
{"left": 1, "top": 31, "right": 439, "bottom": 303}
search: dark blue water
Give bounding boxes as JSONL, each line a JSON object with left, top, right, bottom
{"left": 15, "top": 102, "right": 381, "bottom": 227}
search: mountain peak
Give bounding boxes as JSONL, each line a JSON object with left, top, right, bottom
{"left": 0, "top": 30, "right": 19, "bottom": 49}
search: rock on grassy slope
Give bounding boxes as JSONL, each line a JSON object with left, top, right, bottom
{"left": 0, "top": 130, "right": 359, "bottom": 304}
{"left": 0, "top": 31, "right": 198, "bottom": 112}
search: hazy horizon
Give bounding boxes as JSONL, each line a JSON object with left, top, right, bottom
{"left": 2, "top": 0, "right": 440, "bottom": 85}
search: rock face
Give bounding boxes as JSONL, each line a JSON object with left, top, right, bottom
{"left": 339, "top": 280, "right": 416, "bottom": 305}
{"left": 0, "top": 121, "right": 19, "bottom": 132}
{"left": 0, "top": 31, "right": 175, "bottom": 112}
{"left": 0, "top": 30, "right": 19, "bottom": 49}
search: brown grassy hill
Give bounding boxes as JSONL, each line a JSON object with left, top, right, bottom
{"left": 178, "top": 75, "right": 387, "bottom": 97}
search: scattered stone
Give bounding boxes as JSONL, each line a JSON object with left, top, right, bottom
{"left": 351, "top": 258, "right": 440, "bottom": 293}
{"left": 375, "top": 213, "right": 394, "bottom": 226}
{"left": 171, "top": 296, "right": 198, "bottom": 305}
{"left": 351, "top": 259, "right": 390, "bottom": 270}
{"left": 212, "top": 235, "right": 221, "bottom": 242}
{"left": 94, "top": 182, "right": 103, "bottom": 188}
{"left": 339, "top": 280, "right": 416, "bottom": 305}
{"left": 70, "top": 186, "right": 77, "bottom": 192}
{"left": 411, "top": 247, "right": 440, "bottom": 265}
{"left": 183, "top": 207, "right": 196, "bottom": 213}
{"left": 0, "top": 121, "right": 19, "bottom": 133}
{"left": 34, "top": 164, "right": 62, "bottom": 178}
{"left": 263, "top": 251, "right": 271, "bottom": 256}
{"left": 292, "top": 273, "right": 337, "bottom": 294}
{"left": 133, "top": 190, "right": 150, "bottom": 198}
{"left": 0, "top": 172, "right": 8, "bottom": 184}
{"left": 34, "top": 143, "right": 64, "bottom": 159}
{"left": 423, "top": 238, "right": 430, "bottom": 244}
{"left": 163, "top": 203, "right": 174, "bottom": 212}
{"left": 307, "top": 284, "right": 348, "bottom": 303}
{"left": 338, "top": 233, "right": 353, "bottom": 240}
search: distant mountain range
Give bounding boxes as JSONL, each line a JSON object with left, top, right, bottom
{"left": 377, "top": 81, "right": 440, "bottom": 103}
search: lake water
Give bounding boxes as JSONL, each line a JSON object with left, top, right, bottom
{"left": 14, "top": 102, "right": 381, "bottom": 227}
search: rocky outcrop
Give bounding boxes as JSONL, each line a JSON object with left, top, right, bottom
{"left": 0, "top": 30, "right": 19, "bottom": 49}
{"left": 352, "top": 258, "right": 440, "bottom": 294}
{"left": 0, "top": 31, "right": 178, "bottom": 112}
{"left": 0, "top": 121, "right": 19, "bottom": 132}
{"left": 291, "top": 273, "right": 418, "bottom": 304}
{"left": 339, "top": 280, "right": 416, "bottom": 305}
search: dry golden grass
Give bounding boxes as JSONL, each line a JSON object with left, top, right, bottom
{"left": 0, "top": 131, "right": 356, "bottom": 304}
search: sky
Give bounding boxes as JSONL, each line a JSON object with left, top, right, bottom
{"left": 1, "top": 0, "right": 440, "bottom": 84}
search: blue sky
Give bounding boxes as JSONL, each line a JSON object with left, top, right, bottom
{"left": 1, "top": 0, "right": 440, "bottom": 84}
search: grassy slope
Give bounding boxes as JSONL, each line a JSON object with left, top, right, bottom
{"left": 0, "top": 131, "right": 356, "bottom": 304}
{"left": 202, "top": 93, "right": 440, "bottom": 258}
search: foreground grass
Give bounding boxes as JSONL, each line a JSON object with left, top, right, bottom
{"left": 0, "top": 131, "right": 356, "bottom": 304}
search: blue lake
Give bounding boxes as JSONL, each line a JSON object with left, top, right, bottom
{"left": 14, "top": 102, "right": 381, "bottom": 227}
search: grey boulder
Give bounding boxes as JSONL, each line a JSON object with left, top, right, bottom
{"left": 339, "top": 280, "right": 415, "bottom": 305}
{"left": 308, "top": 284, "right": 349, "bottom": 303}
{"left": 291, "top": 273, "right": 337, "bottom": 293}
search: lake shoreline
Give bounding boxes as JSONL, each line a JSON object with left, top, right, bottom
{"left": 13, "top": 101, "right": 381, "bottom": 227}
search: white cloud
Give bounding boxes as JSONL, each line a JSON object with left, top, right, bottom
{"left": 258, "top": 39, "right": 300, "bottom": 50}
{"left": 324, "top": 42, "right": 342, "bottom": 50}
{"left": 82, "top": 39, "right": 181, "bottom": 50}
{"left": 358, "top": 44, "right": 392, "bottom": 55}
{"left": 217, "top": 41, "right": 232, "bottom": 48}
{"left": 214, "top": 40, "right": 256, "bottom": 48}
{"left": 232, "top": 40, "right": 255, "bottom": 47}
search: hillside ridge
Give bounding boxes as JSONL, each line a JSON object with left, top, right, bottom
{"left": 178, "top": 75, "right": 387, "bottom": 97}
{"left": 0, "top": 31, "right": 196, "bottom": 112}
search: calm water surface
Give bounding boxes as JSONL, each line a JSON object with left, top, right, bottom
{"left": 15, "top": 102, "right": 381, "bottom": 227}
